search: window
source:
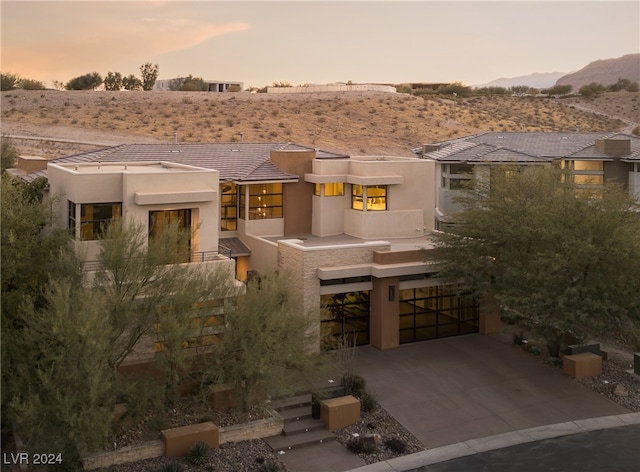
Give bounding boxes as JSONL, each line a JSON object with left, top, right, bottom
{"left": 68, "top": 200, "right": 76, "bottom": 234}
{"left": 351, "top": 185, "right": 387, "bottom": 211}
{"left": 324, "top": 182, "right": 344, "bottom": 196}
{"left": 442, "top": 163, "right": 474, "bottom": 190}
{"left": 239, "top": 183, "right": 283, "bottom": 220}
{"left": 561, "top": 160, "right": 604, "bottom": 187}
{"left": 79, "top": 202, "right": 122, "bottom": 241}
{"left": 316, "top": 183, "right": 344, "bottom": 196}
{"left": 220, "top": 182, "right": 237, "bottom": 231}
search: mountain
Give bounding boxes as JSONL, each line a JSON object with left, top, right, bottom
{"left": 476, "top": 72, "right": 566, "bottom": 89}
{"left": 555, "top": 53, "right": 640, "bottom": 91}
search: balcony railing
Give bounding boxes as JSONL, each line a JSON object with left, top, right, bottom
{"left": 82, "top": 249, "right": 232, "bottom": 272}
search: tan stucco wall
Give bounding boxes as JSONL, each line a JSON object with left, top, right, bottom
{"left": 270, "top": 150, "right": 316, "bottom": 236}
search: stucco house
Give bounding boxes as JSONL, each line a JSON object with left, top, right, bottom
{"left": 17, "top": 141, "right": 488, "bottom": 354}
{"left": 413, "top": 132, "right": 640, "bottom": 229}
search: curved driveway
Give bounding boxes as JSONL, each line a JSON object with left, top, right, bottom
{"left": 353, "top": 334, "right": 629, "bottom": 450}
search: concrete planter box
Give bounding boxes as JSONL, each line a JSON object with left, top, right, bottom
{"left": 320, "top": 395, "right": 360, "bottom": 432}
{"left": 162, "top": 421, "right": 220, "bottom": 458}
{"left": 562, "top": 352, "right": 602, "bottom": 379}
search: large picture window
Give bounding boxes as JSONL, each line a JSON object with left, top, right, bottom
{"left": 78, "top": 202, "right": 122, "bottom": 241}
{"left": 220, "top": 182, "right": 237, "bottom": 231}
{"left": 351, "top": 185, "right": 387, "bottom": 211}
{"left": 239, "top": 183, "right": 283, "bottom": 220}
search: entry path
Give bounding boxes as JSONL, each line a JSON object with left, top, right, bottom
{"left": 352, "top": 334, "right": 629, "bottom": 449}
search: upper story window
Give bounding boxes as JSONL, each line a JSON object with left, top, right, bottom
{"left": 351, "top": 184, "right": 387, "bottom": 211}
{"left": 442, "top": 163, "right": 474, "bottom": 190}
{"left": 239, "top": 183, "right": 283, "bottom": 220}
{"left": 220, "top": 182, "right": 237, "bottom": 231}
{"left": 77, "top": 202, "right": 122, "bottom": 241}
{"left": 314, "top": 182, "right": 345, "bottom": 196}
{"left": 561, "top": 160, "right": 604, "bottom": 186}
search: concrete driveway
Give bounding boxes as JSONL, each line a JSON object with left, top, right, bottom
{"left": 353, "top": 334, "right": 629, "bottom": 449}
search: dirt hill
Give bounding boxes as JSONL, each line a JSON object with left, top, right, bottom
{"left": 1, "top": 89, "right": 638, "bottom": 159}
{"left": 555, "top": 53, "right": 640, "bottom": 91}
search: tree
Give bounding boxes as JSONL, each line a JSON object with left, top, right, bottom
{"left": 430, "top": 165, "right": 640, "bottom": 355}
{"left": 104, "top": 71, "right": 123, "bottom": 91}
{"left": 19, "top": 78, "right": 46, "bottom": 90}
{"left": 140, "top": 62, "right": 159, "bottom": 91}
{"left": 122, "top": 74, "right": 142, "bottom": 91}
{"left": 65, "top": 72, "right": 103, "bottom": 90}
{"left": 169, "top": 75, "right": 207, "bottom": 91}
{"left": 1, "top": 72, "right": 20, "bottom": 90}
{"left": 541, "top": 84, "right": 573, "bottom": 96}
{"left": 3, "top": 211, "right": 236, "bottom": 461}
{"left": 1, "top": 136, "right": 19, "bottom": 172}
{"left": 216, "top": 271, "right": 322, "bottom": 415}
{"left": 608, "top": 78, "right": 639, "bottom": 93}
{"left": 579, "top": 82, "right": 606, "bottom": 98}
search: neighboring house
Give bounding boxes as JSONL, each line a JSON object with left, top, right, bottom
{"left": 153, "top": 79, "right": 244, "bottom": 92}
{"left": 16, "top": 142, "right": 489, "bottom": 353}
{"left": 414, "top": 132, "right": 640, "bottom": 229}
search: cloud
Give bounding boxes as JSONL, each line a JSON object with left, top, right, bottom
{"left": 1, "top": 2, "right": 250, "bottom": 82}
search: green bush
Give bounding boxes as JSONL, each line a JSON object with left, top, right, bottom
{"left": 186, "top": 441, "right": 209, "bottom": 466}
{"left": 258, "top": 462, "right": 280, "bottom": 472}
{"left": 384, "top": 437, "right": 407, "bottom": 454}
{"left": 159, "top": 462, "right": 183, "bottom": 472}
{"left": 343, "top": 374, "right": 366, "bottom": 397}
{"left": 359, "top": 391, "right": 378, "bottom": 413}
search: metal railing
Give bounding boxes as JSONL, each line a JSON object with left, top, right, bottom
{"left": 83, "top": 249, "right": 232, "bottom": 272}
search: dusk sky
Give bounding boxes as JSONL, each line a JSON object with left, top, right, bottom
{"left": 1, "top": 1, "right": 638, "bottom": 89}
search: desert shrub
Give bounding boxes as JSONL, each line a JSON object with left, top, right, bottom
{"left": 384, "top": 437, "right": 407, "bottom": 454}
{"left": 159, "top": 462, "right": 183, "bottom": 472}
{"left": 359, "top": 391, "right": 378, "bottom": 413}
{"left": 347, "top": 438, "right": 378, "bottom": 455}
{"left": 343, "top": 374, "right": 366, "bottom": 397}
{"left": 186, "top": 441, "right": 209, "bottom": 465}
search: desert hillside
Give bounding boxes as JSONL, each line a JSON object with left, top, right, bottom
{"left": 556, "top": 53, "right": 640, "bottom": 91}
{"left": 1, "top": 89, "right": 638, "bottom": 158}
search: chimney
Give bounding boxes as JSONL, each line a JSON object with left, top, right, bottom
{"left": 595, "top": 139, "right": 631, "bottom": 157}
{"left": 422, "top": 144, "right": 441, "bottom": 155}
{"left": 17, "top": 155, "right": 48, "bottom": 173}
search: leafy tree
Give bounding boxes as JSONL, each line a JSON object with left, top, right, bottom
{"left": 436, "top": 82, "right": 473, "bottom": 97}
{"left": 169, "top": 75, "right": 207, "bottom": 91}
{"left": 1, "top": 72, "right": 20, "bottom": 90}
{"left": 104, "top": 71, "right": 123, "bottom": 91}
{"left": 216, "top": 271, "right": 322, "bottom": 415}
{"left": 4, "top": 216, "right": 237, "bottom": 461}
{"left": 509, "top": 85, "right": 530, "bottom": 95}
{"left": 541, "top": 84, "right": 573, "bottom": 96}
{"left": 140, "top": 62, "right": 159, "bottom": 91}
{"left": 65, "top": 72, "right": 103, "bottom": 90}
{"left": 608, "top": 78, "right": 639, "bottom": 93}
{"left": 579, "top": 82, "right": 606, "bottom": 98}
{"left": 19, "top": 78, "right": 46, "bottom": 90}
{"left": 430, "top": 165, "right": 640, "bottom": 355}
{"left": 122, "top": 74, "right": 142, "bottom": 91}
{"left": 475, "top": 86, "right": 509, "bottom": 96}
{"left": 1, "top": 136, "right": 19, "bottom": 172}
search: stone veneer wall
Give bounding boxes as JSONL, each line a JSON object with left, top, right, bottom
{"left": 83, "top": 413, "right": 284, "bottom": 470}
{"left": 278, "top": 240, "right": 390, "bottom": 350}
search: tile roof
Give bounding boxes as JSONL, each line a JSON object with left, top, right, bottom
{"left": 23, "top": 142, "right": 349, "bottom": 183}
{"left": 415, "top": 132, "right": 640, "bottom": 163}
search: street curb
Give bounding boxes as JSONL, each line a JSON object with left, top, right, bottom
{"left": 344, "top": 412, "right": 640, "bottom": 472}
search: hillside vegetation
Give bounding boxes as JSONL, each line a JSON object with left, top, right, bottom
{"left": 1, "top": 89, "right": 637, "bottom": 158}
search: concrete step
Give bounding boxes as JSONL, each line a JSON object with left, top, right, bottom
{"left": 270, "top": 393, "right": 312, "bottom": 412}
{"left": 279, "top": 405, "right": 313, "bottom": 422}
{"left": 264, "top": 429, "right": 336, "bottom": 452}
{"left": 283, "top": 418, "right": 325, "bottom": 436}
